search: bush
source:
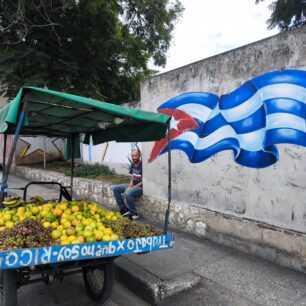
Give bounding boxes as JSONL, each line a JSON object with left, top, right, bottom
{"left": 64, "top": 163, "right": 114, "bottom": 178}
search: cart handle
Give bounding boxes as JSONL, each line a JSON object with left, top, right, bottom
{"left": 23, "top": 181, "right": 72, "bottom": 202}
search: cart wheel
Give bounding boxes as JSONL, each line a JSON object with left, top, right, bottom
{"left": 0, "top": 270, "right": 17, "bottom": 306}
{"left": 82, "top": 261, "right": 114, "bottom": 303}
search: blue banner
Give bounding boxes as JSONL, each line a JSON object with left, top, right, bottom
{"left": 0, "top": 235, "right": 174, "bottom": 270}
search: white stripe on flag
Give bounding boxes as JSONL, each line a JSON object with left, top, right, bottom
{"left": 221, "top": 83, "right": 306, "bottom": 123}
{"left": 177, "top": 103, "right": 212, "bottom": 122}
{"left": 266, "top": 113, "right": 306, "bottom": 132}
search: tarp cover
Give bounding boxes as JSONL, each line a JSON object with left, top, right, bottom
{"left": 0, "top": 87, "right": 170, "bottom": 144}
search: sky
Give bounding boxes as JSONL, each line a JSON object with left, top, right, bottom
{"left": 159, "top": 0, "right": 278, "bottom": 73}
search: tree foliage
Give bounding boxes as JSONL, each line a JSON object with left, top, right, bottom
{"left": 0, "top": 0, "right": 183, "bottom": 103}
{"left": 256, "top": 0, "right": 306, "bottom": 31}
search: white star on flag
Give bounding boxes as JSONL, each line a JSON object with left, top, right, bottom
{"left": 170, "top": 118, "right": 180, "bottom": 131}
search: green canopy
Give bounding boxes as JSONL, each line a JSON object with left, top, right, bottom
{"left": 0, "top": 86, "right": 170, "bottom": 144}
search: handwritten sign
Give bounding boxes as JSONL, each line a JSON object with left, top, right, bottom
{"left": 0, "top": 235, "right": 174, "bottom": 270}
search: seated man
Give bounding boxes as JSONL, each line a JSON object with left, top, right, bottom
{"left": 112, "top": 149, "right": 143, "bottom": 220}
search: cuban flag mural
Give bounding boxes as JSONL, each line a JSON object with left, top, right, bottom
{"left": 148, "top": 69, "right": 306, "bottom": 168}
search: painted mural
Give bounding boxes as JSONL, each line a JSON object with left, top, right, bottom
{"left": 16, "top": 136, "right": 64, "bottom": 165}
{"left": 149, "top": 69, "right": 306, "bottom": 168}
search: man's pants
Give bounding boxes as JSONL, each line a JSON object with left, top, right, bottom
{"left": 112, "top": 183, "right": 143, "bottom": 215}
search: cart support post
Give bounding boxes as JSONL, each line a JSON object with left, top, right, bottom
{"left": 2, "top": 133, "right": 7, "bottom": 179}
{"left": 0, "top": 95, "right": 28, "bottom": 206}
{"left": 70, "top": 135, "right": 75, "bottom": 198}
{"left": 163, "top": 122, "right": 172, "bottom": 234}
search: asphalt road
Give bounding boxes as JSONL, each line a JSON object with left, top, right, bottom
{"left": 18, "top": 272, "right": 149, "bottom": 306}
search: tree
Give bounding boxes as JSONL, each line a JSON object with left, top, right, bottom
{"left": 0, "top": 0, "right": 183, "bottom": 103}
{"left": 256, "top": 0, "right": 306, "bottom": 31}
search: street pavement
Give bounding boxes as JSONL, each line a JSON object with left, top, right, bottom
{"left": 7, "top": 174, "right": 306, "bottom": 306}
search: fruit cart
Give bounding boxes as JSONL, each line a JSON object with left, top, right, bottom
{"left": 0, "top": 87, "right": 173, "bottom": 305}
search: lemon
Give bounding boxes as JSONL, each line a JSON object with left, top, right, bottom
{"left": 5, "top": 221, "right": 14, "bottom": 228}
{"left": 59, "top": 203, "right": 68, "bottom": 211}
{"left": 64, "top": 209, "right": 72, "bottom": 215}
{"left": 60, "top": 217, "right": 68, "bottom": 225}
{"left": 112, "top": 216, "right": 117, "bottom": 221}
{"left": 71, "top": 240, "right": 80, "bottom": 244}
{"left": 94, "top": 231, "right": 103, "bottom": 241}
{"left": 63, "top": 221, "right": 72, "bottom": 229}
{"left": 110, "top": 234, "right": 119, "bottom": 241}
{"left": 98, "top": 209, "right": 106, "bottom": 217}
{"left": 61, "top": 213, "right": 69, "bottom": 219}
{"left": 53, "top": 208, "right": 63, "bottom": 217}
{"left": 61, "top": 239, "right": 70, "bottom": 245}
{"left": 86, "top": 236, "right": 96, "bottom": 243}
{"left": 3, "top": 213, "right": 11, "bottom": 221}
{"left": 0, "top": 218, "right": 4, "bottom": 226}
{"left": 72, "top": 218, "right": 81, "bottom": 226}
{"left": 31, "top": 207, "right": 40, "bottom": 216}
{"left": 97, "top": 224, "right": 105, "bottom": 231}
{"left": 90, "top": 222, "right": 97, "bottom": 230}
{"left": 24, "top": 211, "right": 33, "bottom": 218}
{"left": 42, "top": 204, "right": 52, "bottom": 211}
{"left": 75, "top": 224, "right": 85, "bottom": 232}
{"left": 77, "top": 236, "right": 85, "bottom": 244}
{"left": 71, "top": 205, "right": 79, "bottom": 213}
{"left": 40, "top": 210, "right": 48, "bottom": 218}
{"left": 103, "top": 228, "right": 113, "bottom": 235}
{"left": 60, "top": 235, "right": 68, "bottom": 241}
{"left": 68, "top": 235, "right": 77, "bottom": 243}
{"left": 43, "top": 221, "right": 51, "bottom": 228}
{"left": 18, "top": 207, "right": 25, "bottom": 215}
{"left": 51, "top": 229, "right": 61, "bottom": 240}
{"left": 102, "top": 235, "right": 111, "bottom": 242}
{"left": 57, "top": 225, "right": 64, "bottom": 231}
{"left": 66, "top": 227, "right": 76, "bottom": 236}
{"left": 83, "top": 229, "right": 93, "bottom": 238}
{"left": 75, "top": 213, "right": 83, "bottom": 221}
{"left": 66, "top": 214, "right": 74, "bottom": 221}
{"left": 51, "top": 221, "right": 59, "bottom": 228}
{"left": 82, "top": 219, "right": 91, "bottom": 226}
{"left": 0, "top": 226, "right": 6, "bottom": 231}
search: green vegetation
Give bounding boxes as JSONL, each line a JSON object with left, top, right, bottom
{"left": 256, "top": 0, "right": 306, "bottom": 31}
{"left": 0, "top": 0, "right": 183, "bottom": 103}
{"left": 31, "top": 161, "right": 130, "bottom": 184}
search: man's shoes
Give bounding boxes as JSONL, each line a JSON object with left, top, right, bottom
{"left": 129, "top": 214, "right": 139, "bottom": 221}
{"left": 120, "top": 209, "right": 130, "bottom": 217}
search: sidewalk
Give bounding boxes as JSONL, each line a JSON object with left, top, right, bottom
{"left": 7, "top": 175, "right": 306, "bottom": 306}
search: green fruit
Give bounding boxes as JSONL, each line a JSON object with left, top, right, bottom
{"left": 86, "top": 236, "right": 96, "bottom": 243}
{"left": 45, "top": 212, "right": 57, "bottom": 222}
{"left": 98, "top": 209, "right": 106, "bottom": 217}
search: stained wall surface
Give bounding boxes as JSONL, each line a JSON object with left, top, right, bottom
{"left": 141, "top": 26, "right": 306, "bottom": 233}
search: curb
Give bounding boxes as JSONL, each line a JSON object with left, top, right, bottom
{"left": 114, "top": 257, "right": 202, "bottom": 305}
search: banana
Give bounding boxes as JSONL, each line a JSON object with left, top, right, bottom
{"left": 3, "top": 197, "right": 19, "bottom": 202}
{"left": 31, "top": 196, "right": 45, "bottom": 204}
{"left": 3, "top": 199, "right": 21, "bottom": 208}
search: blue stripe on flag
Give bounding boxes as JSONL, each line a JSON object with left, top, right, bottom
{"left": 155, "top": 69, "right": 306, "bottom": 168}
{"left": 230, "top": 106, "right": 266, "bottom": 134}
{"left": 265, "top": 98, "right": 305, "bottom": 117}
{"left": 158, "top": 92, "right": 219, "bottom": 110}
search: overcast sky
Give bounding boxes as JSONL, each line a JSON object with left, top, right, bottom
{"left": 159, "top": 0, "right": 278, "bottom": 73}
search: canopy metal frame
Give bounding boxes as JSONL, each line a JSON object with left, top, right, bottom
{"left": 0, "top": 91, "right": 172, "bottom": 234}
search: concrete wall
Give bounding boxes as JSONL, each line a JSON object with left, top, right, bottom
{"left": 141, "top": 26, "right": 306, "bottom": 234}
{"left": 15, "top": 166, "right": 306, "bottom": 274}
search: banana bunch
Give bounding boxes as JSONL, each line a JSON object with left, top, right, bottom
{"left": 2, "top": 196, "right": 45, "bottom": 209}
{"left": 30, "top": 196, "right": 45, "bottom": 205}
{"left": 2, "top": 197, "right": 21, "bottom": 208}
